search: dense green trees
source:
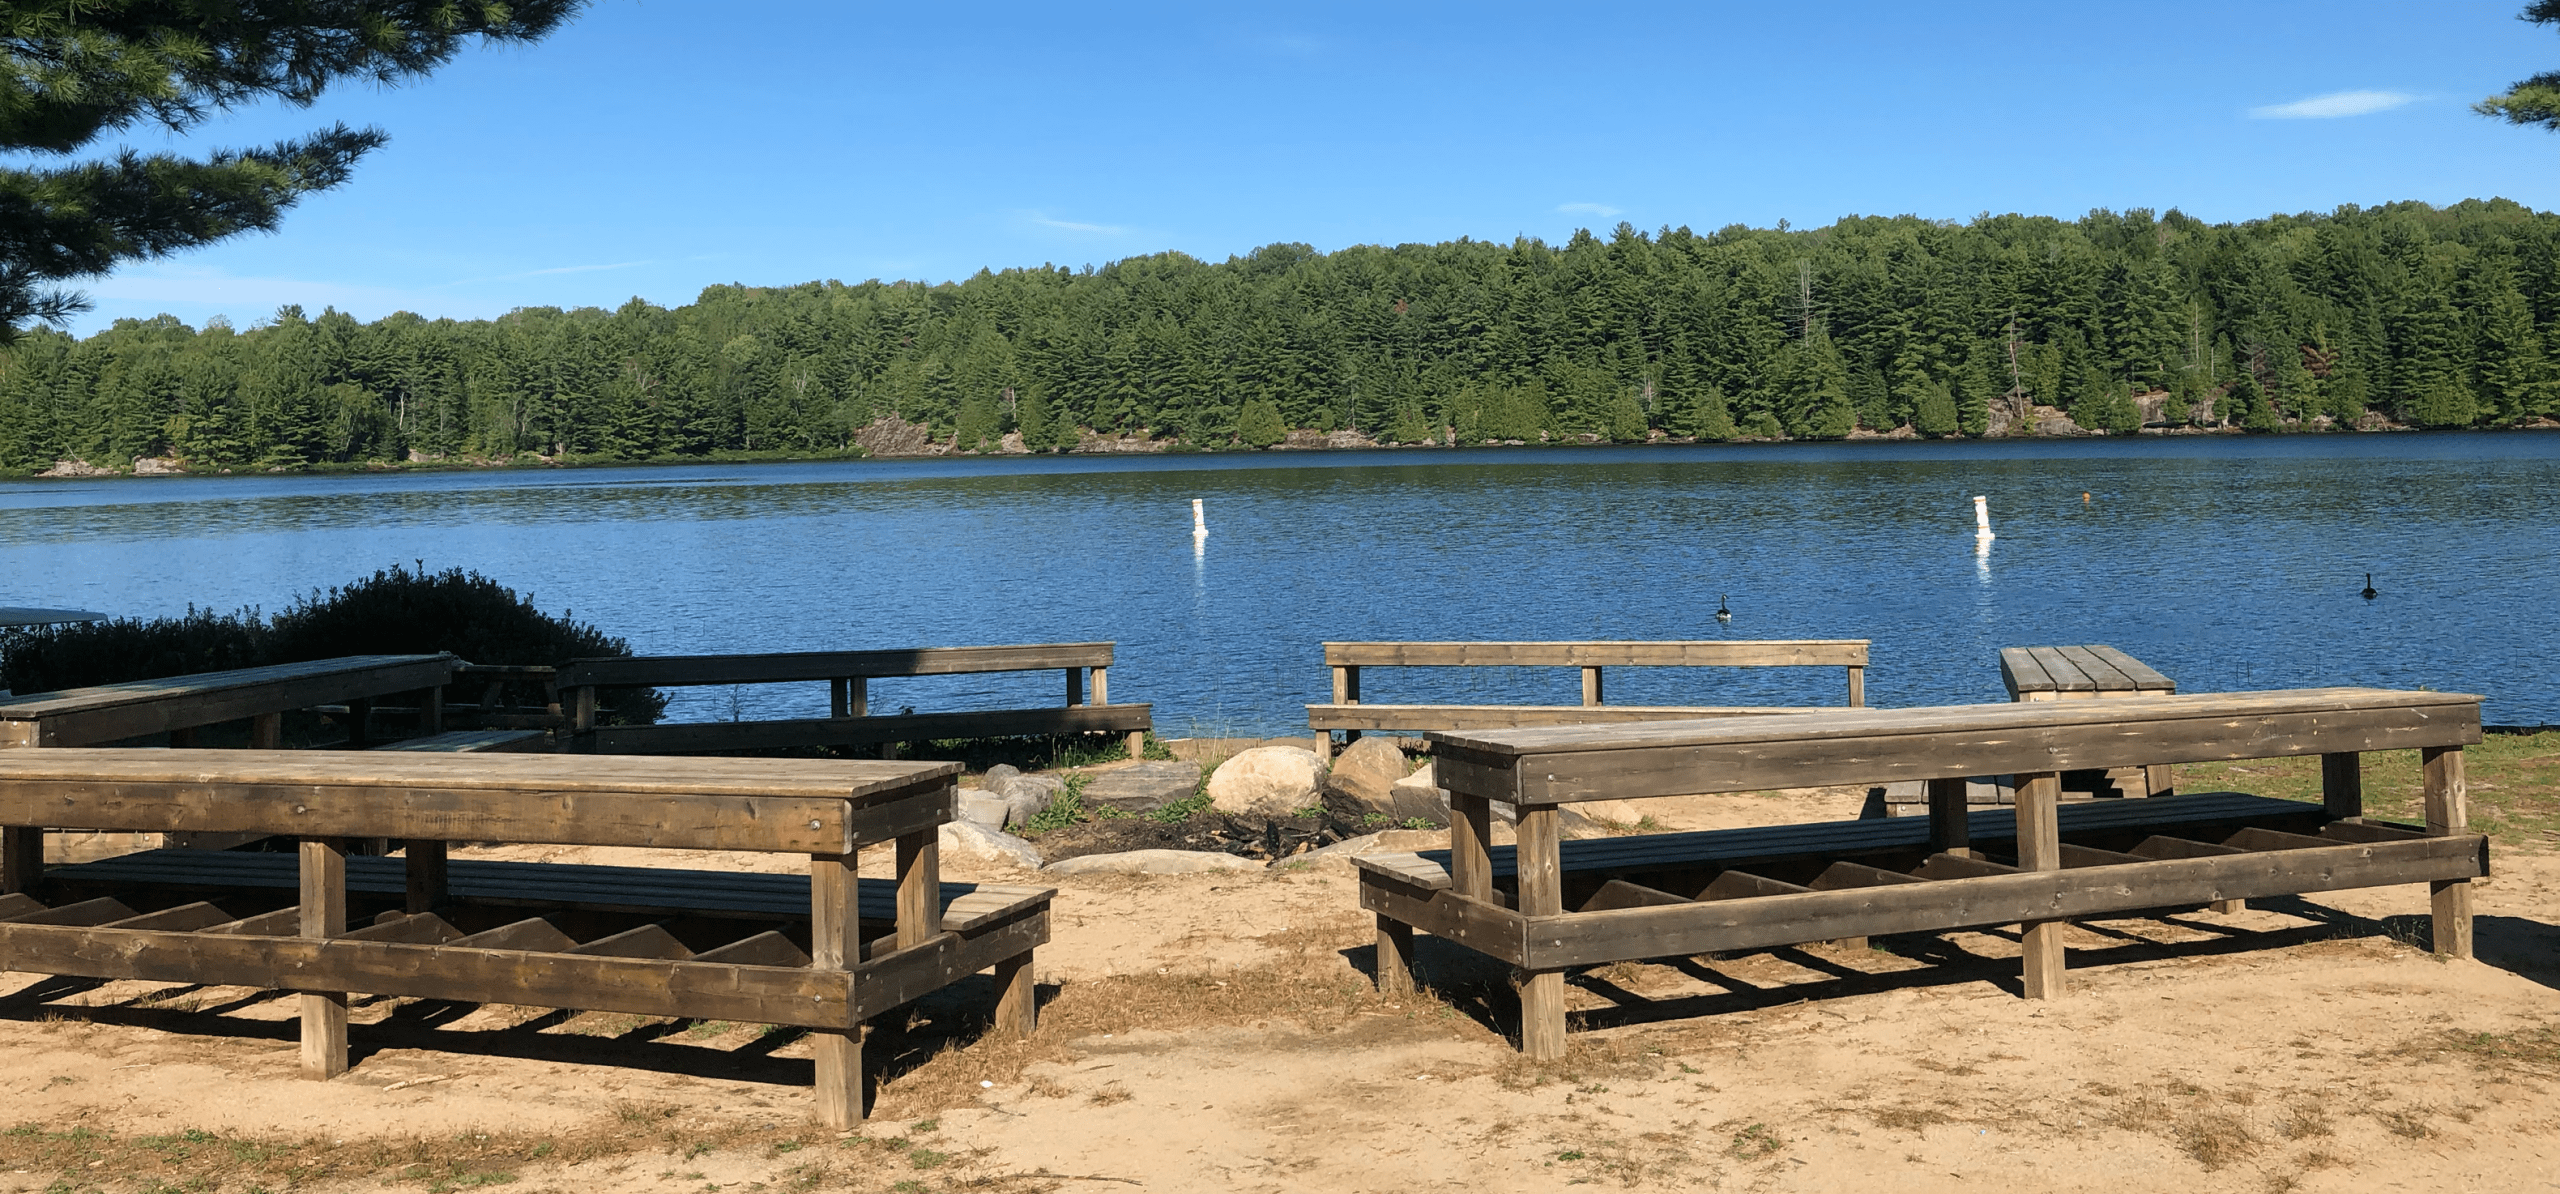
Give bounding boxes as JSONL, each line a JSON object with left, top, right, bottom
{"left": 7, "top": 198, "right": 2560, "bottom": 472}
{"left": 0, "top": 1, "right": 586, "bottom": 339}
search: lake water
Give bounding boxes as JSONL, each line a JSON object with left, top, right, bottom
{"left": 5, "top": 433, "right": 2557, "bottom": 732}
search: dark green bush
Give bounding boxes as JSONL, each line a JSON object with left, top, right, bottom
{"left": 1, "top": 565, "right": 661, "bottom": 724}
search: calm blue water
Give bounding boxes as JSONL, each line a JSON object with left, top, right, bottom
{"left": 5, "top": 434, "right": 2557, "bottom": 731}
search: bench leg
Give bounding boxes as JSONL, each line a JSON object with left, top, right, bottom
{"left": 1375, "top": 915, "right": 1415, "bottom": 996}
{"left": 1126, "top": 730, "right": 1146, "bottom": 760}
{"left": 251, "top": 712, "right": 283, "bottom": 750}
{"left": 1312, "top": 732, "right": 1332, "bottom": 762}
{"left": 405, "top": 840, "right": 448, "bottom": 914}
{"left": 812, "top": 851, "right": 864, "bottom": 1126}
{"left": 1, "top": 827, "right": 41, "bottom": 894}
{"left": 1515, "top": 804, "right": 1567, "bottom": 1056}
{"left": 300, "top": 836, "right": 349, "bottom": 1079}
{"left": 992, "top": 948, "right": 1037, "bottom": 1038}
{"left": 1520, "top": 970, "right": 1567, "bottom": 1060}
{"left": 2015, "top": 771, "right": 2066, "bottom": 999}
{"left": 2424, "top": 745, "right": 2473, "bottom": 960}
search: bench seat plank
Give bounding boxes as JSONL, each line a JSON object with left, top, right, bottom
{"left": 46, "top": 849, "right": 1050, "bottom": 934}
{"left": 0, "top": 655, "right": 458, "bottom": 748}
{"left": 585, "top": 704, "right": 1149, "bottom": 755}
{"left": 371, "top": 730, "right": 548, "bottom": 753}
{"left": 1324, "top": 641, "right": 1869, "bottom": 668}
{"left": 559, "top": 643, "right": 1116, "bottom": 689}
{"left": 1310, "top": 704, "right": 1833, "bottom": 731}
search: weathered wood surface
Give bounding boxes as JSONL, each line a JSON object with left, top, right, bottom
{"left": 584, "top": 704, "right": 1150, "bottom": 755}
{"left": 1429, "top": 689, "right": 2481, "bottom": 804}
{"left": 559, "top": 644, "right": 1115, "bottom": 690}
{"left": 0, "top": 749, "right": 958, "bottom": 853}
{"left": 1325, "top": 641, "right": 1869, "bottom": 668}
{"left": 0, "top": 655, "right": 458, "bottom": 748}
{"left": 1310, "top": 704, "right": 1829, "bottom": 730}
{"left": 47, "top": 849, "right": 1051, "bottom": 934}
{"left": 2000, "top": 645, "right": 2177, "bottom": 699}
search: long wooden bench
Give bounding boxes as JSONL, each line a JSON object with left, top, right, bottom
{"left": 1359, "top": 688, "right": 2485, "bottom": 1057}
{"left": 0, "top": 750, "right": 1049, "bottom": 1126}
{"left": 560, "top": 643, "right": 1150, "bottom": 758}
{"left": 0, "top": 654, "right": 458, "bottom": 749}
{"left": 1311, "top": 641, "right": 1868, "bottom": 760}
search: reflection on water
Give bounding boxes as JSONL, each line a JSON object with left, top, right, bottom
{"left": 6, "top": 434, "right": 2558, "bottom": 731}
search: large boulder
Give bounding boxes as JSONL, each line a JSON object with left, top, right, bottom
{"left": 1377, "top": 758, "right": 1452, "bottom": 828}
{"left": 1322, "top": 736, "right": 1404, "bottom": 806}
{"left": 1043, "top": 848, "right": 1261, "bottom": 875}
{"left": 1207, "top": 746, "right": 1327, "bottom": 818}
{"left": 1077, "top": 761, "right": 1201, "bottom": 814}
{"left": 938, "top": 821, "right": 1043, "bottom": 870}
{"left": 979, "top": 763, "right": 1023, "bottom": 792}
{"left": 994, "top": 772, "right": 1065, "bottom": 827}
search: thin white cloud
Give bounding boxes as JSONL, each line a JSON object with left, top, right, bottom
{"left": 1026, "top": 212, "right": 1128, "bottom": 235}
{"left": 1558, "top": 202, "right": 1622, "bottom": 217}
{"left": 2249, "top": 90, "right": 2416, "bottom": 119}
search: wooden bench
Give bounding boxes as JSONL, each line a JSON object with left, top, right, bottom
{"left": 1359, "top": 688, "right": 2486, "bottom": 1057}
{"left": 0, "top": 654, "right": 457, "bottom": 749}
{"left": 1309, "top": 640, "right": 1868, "bottom": 760}
{"left": 0, "top": 749, "right": 1050, "bottom": 1126}
{"left": 560, "top": 643, "right": 1150, "bottom": 759}
{"left": 1879, "top": 644, "right": 2180, "bottom": 818}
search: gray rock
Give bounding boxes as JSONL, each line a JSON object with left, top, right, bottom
{"left": 1043, "top": 848, "right": 1262, "bottom": 875}
{"left": 1327, "top": 738, "right": 1445, "bottom": 827}
{"left": 980, "top": 763, "right": 1022, "bottom": 791}
{"left": 956, "top": 788, "right": 1012, "bottom": 832}
{"left": 937, "top": 821, "right": 1043, "bottom": 870}
{"left": 1076, "top": 761, "right": 1201, "bottom": 814}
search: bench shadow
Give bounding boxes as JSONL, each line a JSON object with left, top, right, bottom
{"left": 0, "top": 973, "right": 1064, "bottom": 1096}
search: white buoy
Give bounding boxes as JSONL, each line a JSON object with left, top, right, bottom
{"left": 1192, "top": 498, "right": 1208, "bottom": 541}
{"left": 1972, "top": 495, "right": 1994, "bottom": 541}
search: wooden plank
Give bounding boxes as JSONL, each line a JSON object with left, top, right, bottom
{"left": 557, "top": 644, "right": 1116, "bottom": 690}
{"left": 1698, "top": 870, "right": 1812, "bottom": 900}
{"left": 449, "top": 917, "right": 576, "bottom": 953}
{"left": 1449, "top": 794, "right": 1495, "bottom": 903}
{"left": 371, "top": 730, "right": 549, "bottom": 753}
{"left": 896, "top": 832, "right": 941, "bottom": 948}
{"left": 0, "top": 656, "right": 458, "bottom": 748}
{"left": 585, "top": 704, "right": 1151, "bottom": 755}
{"left": 991, "top": 947, "right": 1037, "bottom": 1038}
{"left": 406, "top": 841, "right": 447, "bottom": 914}
{"left": 99, "top": 901, "right": 236, "bottom": 932}
{"left": 200, "top": 907, "right": 299, "bottom": 936}
{"left": 2055, "top": 646, "right": 2135, "bottom": 693}
{"left": 0, "top": 748, "right": 958, "bottom": 800}
{"left": 2317, "top": 820, "right": 2427, "bottom": 844}
{"left": 568, "top": 923, "right": 692, "bottom": 959}
{"left": 852, "top": 905, "right": 1048, "bottom": 1021}
{"left": 1356, "top": 872, "right": 1529, "bottom": 967}
{"left": 810, "top": 850, "right": 861, "bottom": 1129}
{"left": 1516, "top": 834, "right": 2489, "bottom": 969}
{"left": 2425, "top": 746, "right": 2472, "bottom": 960}
{"left": 1926, "top": 775, "right": 1969, "bottom": 855}
{"left": 11, "top": 896, "right": 137, "bottom": 926}
{"left": 0, "top": 923, "right": 859, "bottom": 1027}
{"left": 1999, "top": 647, "right": 2054, "bottom": 698}
{"left": 340, "top": 913, "right": 465, "bottom": 946}
{"left": 2082, "top": 646, "right": 2177, "bottom": 692}
{"left": 1310, "top": 704, "right": 1822, "bottom": 731}
{"left": 1581, "top": 668, "right": 1603, "bottom": 707}
{"left": 1579, "top": 880, "right": 1691, "bottom": 912}
{"left": 1914, "top": 852, "right": 2018, "bottom": 880}
{"left": 2223, "top": 827, "right": 2341, "bottom": 852}
{"left": 2015, "top": 772, "right": 2065, "bottom": 1000}
{"left": 1429, "top": 690, "right": 2483, "bottom": 804}
{"left": 1811, "top": 861, "right": 1923, "bottom": 889}
{"left": 0, "top": 891, "right": 42, "bottom": 919}
{"left": 2058, "top": 843, "right": 2151, "bottom": 867}
{"left": 2028, "top": 647, "right": 2098, "bottom": 694}
{"left": 300, "top": 836, "right": 348, "bottom": 1080}
{"left": 1323, "top": 641, "right": 1870, "bottom": 669}
{"left": 1, "top": 826, "right": 40, "bottom": 894}
{"left": 2128, "top": 835, "right": 2242, "bottom": 860}
{"left": 2323, "top": 752, "right": 2363, "bottom": 820}
{"left": 1514, "top": 803, "right": 1567, "bottom": 1059}
{"left": 1375, "top": 914, "right": 1416, "bottom": 994}
{"left": 1846, "top": 665, "right": 1865, "bottom": 708}
{"left": 694, "top": 930, "right": 811, "bottom": 968}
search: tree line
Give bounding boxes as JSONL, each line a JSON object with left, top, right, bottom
{"left": 5, "top": 197, "right": 2558, "bottom": 472}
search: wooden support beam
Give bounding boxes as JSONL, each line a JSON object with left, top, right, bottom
{"left": 567, "top": 923, "right": 691, "bottom": 959}
{"left": 299, "top": 837, "right": 348, "bottom": 1080}
{"left": 1926, "top": 776, "right": 1970, "bottom": 856}
{"left": 991, "top": 947, "right": 1037, "bottom": 1038}
{"left": 1578, "top": 879, "right": 1690, "bottom": 912}
{"left": 344, "top": 699, "right": 374, "bottom": 747}
{"left": 2424, "top": 745, "right": 2472, "bottom": 960}
{"left": 2323, "top": 752, "right": 2363, "bottom": 820}
{"left": 449, "top": 917, "right": 575, "bottom": 952}
{"left": 0, "top": 826, "right": 40, "bottom": 894}
{"left": 2014, "top": 771, "right": 2065, "bottom": 1000}
{"left": 812, "top": 850, "right": 862, "bottom": 1127}
{"left": 1448, "top": 794, "right": 1495, "bottom": 904}
{"left": 895, "top": 830, "right": 941, "bottom": 950}
{"left": 1698, "top": 870, "right": 1813, "bottom": 901}
{"left": 419, "top": 685, "right": 444, "bottom": 735}
{"left": 1064, "top": 667, "right": 1084, "bottom": 707}
{"left": 1090, "top": 667, "right": 1109, "bottom": 705}
{"left": 404, "top": 841, "right": 447, "bottom": 914}
{"left": 829, "top": 679, "right": 849, "bottom": 719}
{"left": 1581, "top": 667, "right": 1603, "bottom": 707}
{"left": 1375, "top": 914, "right": 1416, "bottom": 995}
{"left": 1846, "top": 665, "right": 1865, "bottom": 708}
{"left": 1514, "top": 803, "right": 1566, "bottom": 1060}
{"left": 250, "top": 713, "right": 283, "bottom": 750}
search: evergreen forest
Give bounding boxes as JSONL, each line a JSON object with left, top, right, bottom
{"left": 5, "top": 198, "right": 2558, "bottom": 473}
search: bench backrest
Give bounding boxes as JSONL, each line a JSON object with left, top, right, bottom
{"left": 558, "top": 643, "right": 1115, "bottom": 690}
{"left": 0, "top": 748, "right": 957, "bottom": 853}
{"left": 0, "top": 655, "right": 458, "bottom": 747}
{"left": 1325, "top": 641, "right": 1867, "bottom": 669}
{"left": 1427, "top": 688, "right": 2482, "bottom": 806}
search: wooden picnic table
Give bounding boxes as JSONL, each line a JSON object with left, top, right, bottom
{"left": 0, "top": 749, "right": 1050, "bottom": 1125}
{"left": 1362, "top": 687, "right": 2485, "bottom": 1057}
{"left": 0, "top": 654, "right": 458, "bottom": 749}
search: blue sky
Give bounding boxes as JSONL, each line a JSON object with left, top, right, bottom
{"left": 56, "top": 0, "right": 2560, "bottom": 334}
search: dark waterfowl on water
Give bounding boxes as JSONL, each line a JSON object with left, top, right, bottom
{"left": 1716, "top": 595, "right": 1732, "bottom": 622}
{"left": 2362, "top": 574, "right": 2378, "bottom": 601}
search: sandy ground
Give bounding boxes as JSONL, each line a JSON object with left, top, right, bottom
{"left": 3, "top": 789, "right": 2556, "bottom": 1194}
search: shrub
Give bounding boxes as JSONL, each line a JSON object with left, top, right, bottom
{"left": 1, "top": 565, "right": 661, "bottom": 724}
